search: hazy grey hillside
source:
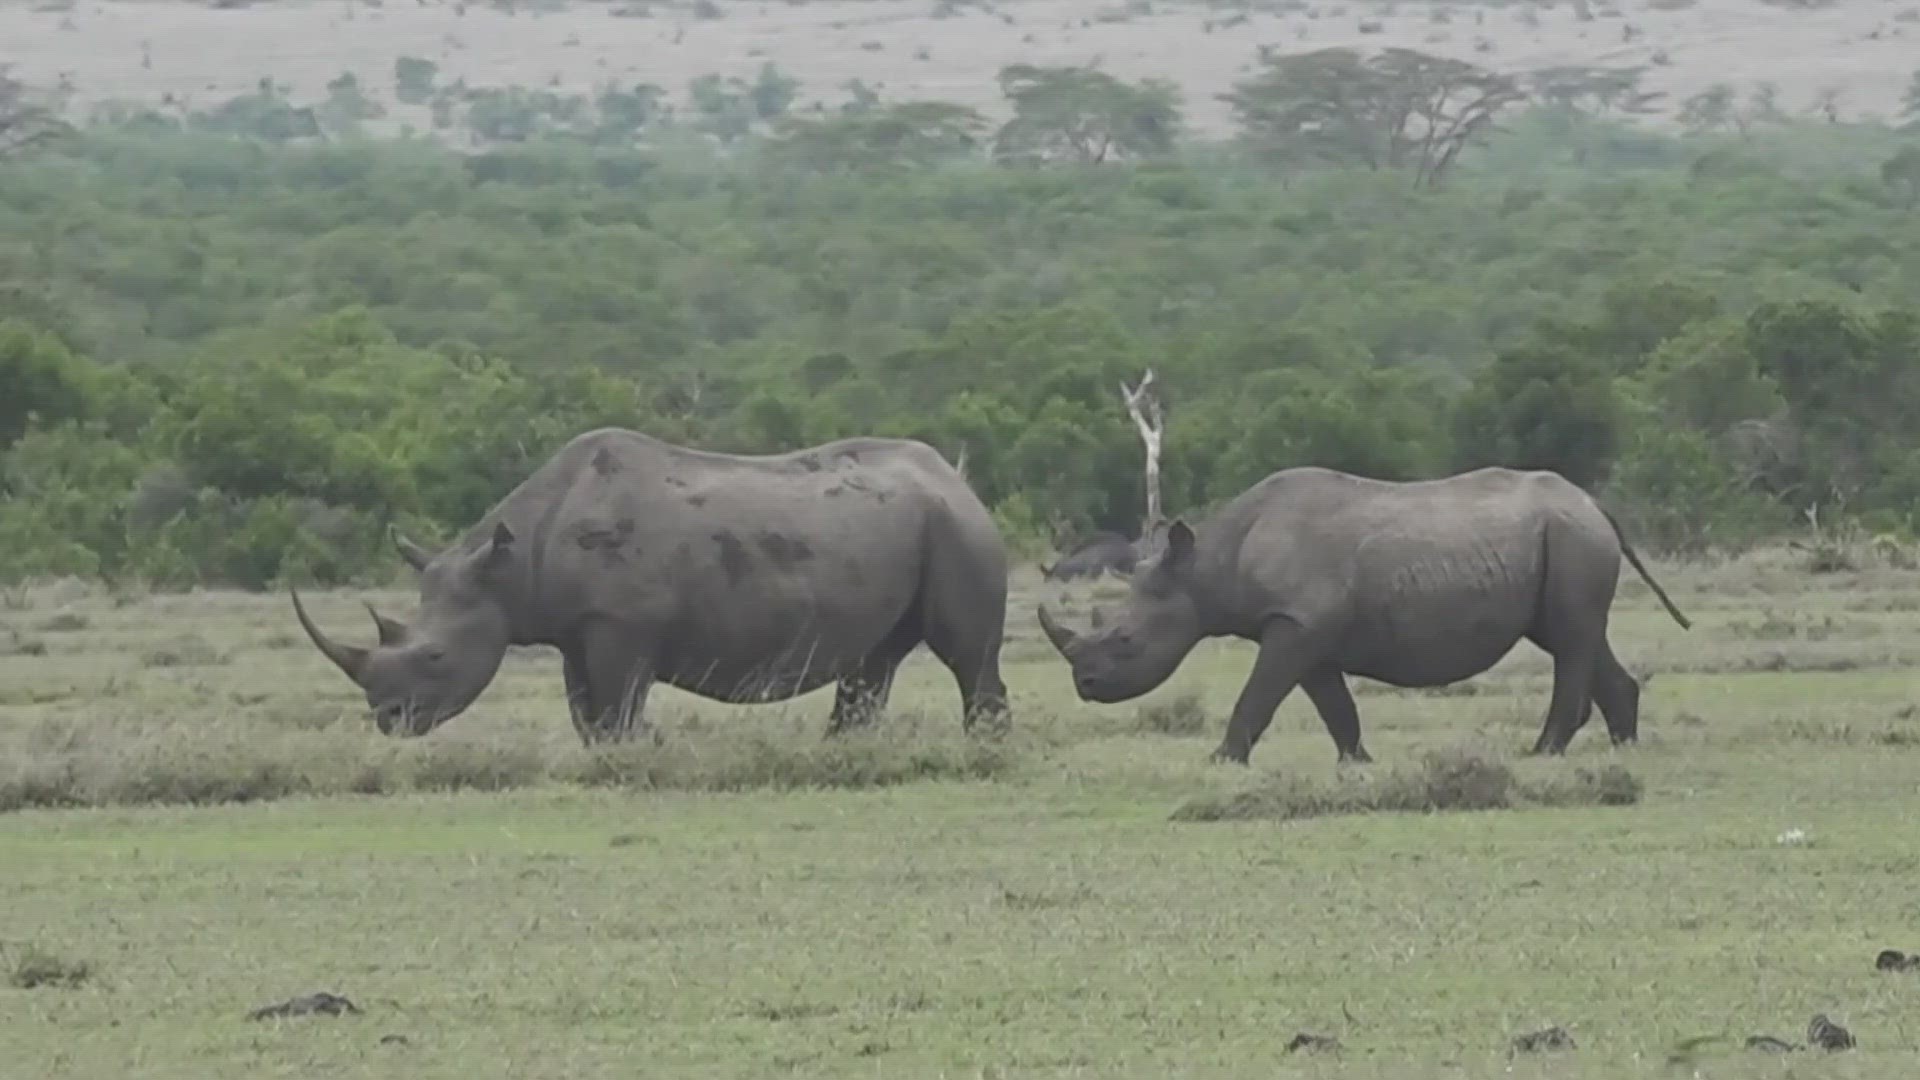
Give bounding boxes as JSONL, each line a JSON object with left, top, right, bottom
{"left": 6, "top": 0, "right": 1916, "bottom": 135}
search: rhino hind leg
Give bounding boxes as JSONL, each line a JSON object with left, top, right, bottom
{"left": 1530, "top": 651, "right": 1598, "bottom": 756}
{"left": 1299, "top": 669, "right": 1372, "bottom": 764}
{"left": 920, "top": 612, "right": 1011, "bottom": 737}
{"left": 914, "top": 541, "right": 1013, "bottom": 737}
{"left": 1523, "top": 522, "right": 1628, "bottom": 756}
{"left": 1586, "top": 639, "right": 1640, "bottom": 745}
{"left": 924, "top": 629, "right": 1011, "bottom": 737}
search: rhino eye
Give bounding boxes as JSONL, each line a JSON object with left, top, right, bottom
{"left": 423, "top": 647, "right": 447, "bottom": 664}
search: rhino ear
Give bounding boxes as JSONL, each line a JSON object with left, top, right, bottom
{"left": 482, "top": 521, "right": 516, "bottom": 569}
{"left": 1163, "top": 520, "right": 1196, "bottom": 569}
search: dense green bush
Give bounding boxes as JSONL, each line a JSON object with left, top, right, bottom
{"left": 2, "top": 75, "right": 1918, "bottom": 587}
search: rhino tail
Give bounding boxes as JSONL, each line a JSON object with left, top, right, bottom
{"left": 1599, "top": 505, "right": 1692, "bottom": 630}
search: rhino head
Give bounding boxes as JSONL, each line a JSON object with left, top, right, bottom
{"left": 1037, "top": 519, "right": 1204, "bottom": 703}
{"left": 291, "top": 522, "right": 518, "bottom": 737}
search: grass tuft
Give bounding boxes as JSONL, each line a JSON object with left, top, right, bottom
{"left": 407, "top": 741, "right": 549, "bottom": 793}
{"left": 140, "top": 633, "right": 224, "bottom": 668}
{"left": 6, "top": 943, "right": 93, "bottom": 989}
{"left": 3, "top": 630, "right": 49, "bottom": 657}
{"left": 1172, "top": 748, "right": 1641, "bottom": 823}
{"left": 0, "top": 709, "right": 1020, "bottom": 813}
{"left": 561, "top": 717, "right": 1017, "bottom": 793}
{"left": 33, "top": 612, "right": 90, "bottom": 633}
{"left": 1133, "top": 690, "right": 1208, "bottom": 736}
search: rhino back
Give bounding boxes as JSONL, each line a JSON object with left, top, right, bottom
{"left": 506, "top": 430, "right": 976, "bottom": 688}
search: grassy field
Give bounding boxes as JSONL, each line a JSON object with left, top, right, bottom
{"left": 6, "top": 547, "right": 1920, "bottom": 1077}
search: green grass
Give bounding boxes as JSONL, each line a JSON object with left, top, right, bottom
{"left": 5, "top": 550, "right": 1920, "bottom": 1076}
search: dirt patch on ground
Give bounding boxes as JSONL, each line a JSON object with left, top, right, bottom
{"left": 5, "top": 0, "right": 1915, "bottom": 135}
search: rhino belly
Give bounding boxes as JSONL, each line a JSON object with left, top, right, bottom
{"left": 1340, "top": 560, "right": 1538, "bottom": 688}
{"left": 656, "top": 592, "right": 913, "bottom": 703}
{"left": 658, "top": 651, "right": 856, "bottom": 703}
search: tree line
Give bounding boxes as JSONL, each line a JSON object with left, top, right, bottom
{"left": 2, "top": 53, "right": 1919, "bottom": 588}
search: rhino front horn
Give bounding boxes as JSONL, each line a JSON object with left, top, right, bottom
{"left": 290, "top": 589, "right": 369, "bottom": 684}
{"left": 1036, "top": 603, "right": 1079, "bottom": 656}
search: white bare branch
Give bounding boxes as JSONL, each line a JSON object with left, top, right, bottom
{"left": 1120, "top": 368, "right": 1165, "bottom": 538}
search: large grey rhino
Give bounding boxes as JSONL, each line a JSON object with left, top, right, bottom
{"left": 1042, "top": 531, "right": 1141, "bottom": 582}
{"left": 1037, "top": 466, "right": 1691, "bottom": 765}
{"left": 292, "top": 428, "right": 1013, "bottom": 744}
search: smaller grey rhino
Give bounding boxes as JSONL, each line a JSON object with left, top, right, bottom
{"left": 1038, "top": 466, "right": 1691, "bottom": 765}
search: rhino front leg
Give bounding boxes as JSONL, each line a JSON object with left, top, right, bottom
{"left": 577, "top": 626, "right": 656, "bottom": 745}
{"left": 1212, "top": 619, "right": 1325, "bottom": 766}
{"left": 826, "top": 660, "right": 901, "bottom": 736}
{"left": 561, "top": 648, "right": 594, "bottom": 745}
{"left": 826, "top": 622, "right": 923, "bottom": 737}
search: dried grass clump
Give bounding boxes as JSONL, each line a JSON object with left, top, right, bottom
{"left": 1133, "top": 691, "right": 1208, "bottom": 736}
{"left": 0, "top": 709, "right": 1020, "bottom": 813}
{"left": 6, "top": 943, "right": 93, "bottom": 989}
{"left": 1172, "top": 748, "right": 1640, "bottom": 822}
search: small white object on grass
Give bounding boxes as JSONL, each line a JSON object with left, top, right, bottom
{"left": 1777, "top": 827, "right": 1808, "bottom": 846}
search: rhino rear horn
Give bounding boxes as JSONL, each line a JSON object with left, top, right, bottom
{"left": 390, "top": 526, "right": 434, "bottom": 572}
{"left": 365, "top": 602, "right": 408, "bottom": 648}
{"left": 290, "top": 589, "right": 369, "bottom": 684}
{"left": 1036, "top": 603, "right": 1079, "bottom": 656}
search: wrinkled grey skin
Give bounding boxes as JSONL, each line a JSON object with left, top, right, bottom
{"left": 293, "top": 428, "right": 1012, "bottom": 744}
{"left": 1042, "top": 531, "right": 1141, "bottom": 582}
{"left": 1038, "top": 466, "right": 1692, "bottom": 765}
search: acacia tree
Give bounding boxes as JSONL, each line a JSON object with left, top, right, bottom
{"left": 1523, "top": 64, "right": 1665, "bottom": 164}
{"left": 1677, "top": 83, "right": 1738, "bottom": 135}
{"left": 1222, "top": 47, "right": 1524, "bottom": 187}
{"left": 1882, "top": 145, "right": 1920, "bottom": 208}
{"left": 0, "top": 67, "right": 68, "bottom": 158}
{"left": 1525, "top": 64, "right": 1665, "bottom": 120}
{"left": 770, "top": 101, "right": 986, "bottom": 175}
{"left": 991, "top": 65, "right": 1183, "bottom": 165}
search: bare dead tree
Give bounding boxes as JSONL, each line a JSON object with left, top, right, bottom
{"left": 1120, "top": 369, "right": 1165, "bottom": 539}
